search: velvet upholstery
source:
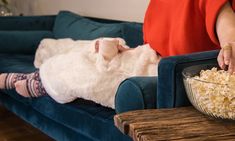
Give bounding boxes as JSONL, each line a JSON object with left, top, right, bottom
{"left": 0, "top": 31, "right": 54, "bottom": 54}
{"left": 0, "top": 54, "right": 36, "bottom": 73}
{"left": 115, "top": 77, "right": 157, "bottom": 113}
{"left": 0, "top": 15, "right": 54, "bottom": 55}
{"left": 0, "top": 91, "right": 131, "bottom": 141}
{"left": 0, "top": 94, "right": 96, "bottom": 141}
{"left": 53, "top": 11, "right": 123, "bottom": 40}
{"left": 157, "top": 50, "right": 219, "bottom": 108}
{"left": 121, "top": 22, "right": 143, "bottom": 47}
{"left": 0, "top": 16, "right": 55, "bottom": 31}
{"left": 53, "top": 11, "right": 143, "bottom": 47}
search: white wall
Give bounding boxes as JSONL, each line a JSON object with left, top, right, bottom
{"left": 10, "top": 0, "right": 149, "bottom": 22}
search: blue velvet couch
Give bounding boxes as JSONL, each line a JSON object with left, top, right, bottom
{"left": 0, "top": 11, "right": 219, "bottom": 141}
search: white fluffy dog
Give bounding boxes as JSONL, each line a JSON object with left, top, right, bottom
{"left": 34, "top": 37, "right": 127, "bottom": 68}
{"left": 34, "top": 38, "right": 160, "bottom": 108}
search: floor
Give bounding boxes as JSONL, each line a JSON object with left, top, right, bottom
{"left": 0, "top": 105, "right": 54, "bottom": 141}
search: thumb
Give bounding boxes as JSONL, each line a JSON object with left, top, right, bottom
{"left": 217, "top": 49, "right": 226, "bottom": 69}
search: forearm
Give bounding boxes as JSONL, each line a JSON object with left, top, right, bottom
{"left": 216, "top": 2, "right": 235, "bottom": 47}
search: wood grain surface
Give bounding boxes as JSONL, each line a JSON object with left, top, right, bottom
{"left": 0, "top": 105, "right": 54, "bottom": 141}
{"left": 114, "top": 107, "right": 235, "bottom": 141}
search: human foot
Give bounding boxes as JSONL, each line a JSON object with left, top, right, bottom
{"left": 15, "top": 79, "right": 47, "bottom": 98}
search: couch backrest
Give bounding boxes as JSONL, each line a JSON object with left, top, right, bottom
{"left": 53, "top": 11, "right": 143, "bottom": 48}
{"left": 0, "top": 16, "right": 55, "bottom": 54}
{"left": 0, "top": 16, "right": 55, "bottom": 31}
{"left": 0, "top": 11, "right": 144, "bottom": 55}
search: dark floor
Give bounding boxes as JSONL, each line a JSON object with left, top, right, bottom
{"left": 0, "top": 105, "right": 54, "bottom": 141}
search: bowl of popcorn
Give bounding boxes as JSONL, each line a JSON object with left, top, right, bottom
{"left": 182, "top": 64, "right": 235, "bottom": 120}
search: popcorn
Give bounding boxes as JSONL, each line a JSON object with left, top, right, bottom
{"left": 186, "top": 67, "right": 235, "bottom": 119}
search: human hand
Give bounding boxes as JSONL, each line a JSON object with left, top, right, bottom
{"left": 217, "top": 42, "right": 235, "bottom": 73}
{"left": 215, "top": 2, "right": 235, "bottom": 73}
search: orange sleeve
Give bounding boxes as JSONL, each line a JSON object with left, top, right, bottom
{"left": 198, "top": 0, "right": 234, "bottom": 46}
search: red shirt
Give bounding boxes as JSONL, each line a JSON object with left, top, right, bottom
{"left": 143, "top": 0, "right": 235, "bottom": 57}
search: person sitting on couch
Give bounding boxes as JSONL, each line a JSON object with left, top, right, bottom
{"left": 0, "top": 0, "right": 234, "bottom": 105}
{"left": 143, "top": 0, "right": 235, "bottom": 72}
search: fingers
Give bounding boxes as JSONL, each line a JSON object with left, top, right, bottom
{"left": 228, "top": 49, "right": 235, "bottom": 73}
{"left": 222, "top": 45, "right": 232, "bottom": 65}
{"left": 217, "top": 49, "right": 226, "bottom": 70}
{"left": 218, "top": 43, "right": 235, "bottom": 73}
{"left": 228, "top": 60, "right": 234, "bottom": 73}
{"left": 221, "top": 43, "right": 235, "bottom": 74}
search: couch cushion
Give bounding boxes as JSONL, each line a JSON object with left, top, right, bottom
{"left": 31, "top": 97, "right": 129, "bottom": 141}
{"left": 121, "top": 22, "right": 143, "bottom": 47}
{"left": 0, "top": 93, "right": 95, "bottom": 141}
{"left": 53, "top": 11, "right": 143, "bottom": 47}
{"left": 53, "top": 11, "right": 123, "bottom": 40}
{"left": 0, "top": 31, "right": 54, "bottom": 55}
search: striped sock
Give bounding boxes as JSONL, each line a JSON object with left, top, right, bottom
{"left": 0, "top": 71, "right": 40, "bottom": 90}
{"left": 0, "top": 73, "right": 27, "bottom": 89}
{"left": 15, "top": 79, "right": 47, "bottom": 98}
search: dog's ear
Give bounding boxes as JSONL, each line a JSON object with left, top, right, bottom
{"left": 89, "top": 39, "right": 100, "bottom": 53}
{"left": 115, "top": 38, "right": 126, "bottom": 46}
{"left": 98, "top": 39, "right": 119, "bottom": 60}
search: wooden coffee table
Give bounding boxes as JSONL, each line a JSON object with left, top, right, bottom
{"left": 114, "top": 107, "right": 235, "bottom": 141}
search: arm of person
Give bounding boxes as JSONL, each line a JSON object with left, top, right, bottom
{"left": 216, "top": 1, "right": 235, "bottom": 73}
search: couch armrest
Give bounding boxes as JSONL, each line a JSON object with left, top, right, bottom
{"left": 0, "top": 15, "right": 55, "bottom": 31}
{"left": 157, "top": 50, "right": 219, "bottom": 108}
{"left": 115, "top": 76, "right": 157, "bottom": 113}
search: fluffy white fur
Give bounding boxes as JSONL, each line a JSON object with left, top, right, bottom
{"left": 34, "top": 38, "right": 127, "bottom": 68}
{"left": 36, "top": 38, "right": 160, "bottom": 108}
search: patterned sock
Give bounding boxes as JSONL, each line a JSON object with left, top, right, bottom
{"left": 15, "top": 78, "right": 47, "bottom": 98}
{"left": 0, "top": 71, "right": 40, "bottom": 90}
{"left": 31, "top": 71, "right": 41, "bottom": 81}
